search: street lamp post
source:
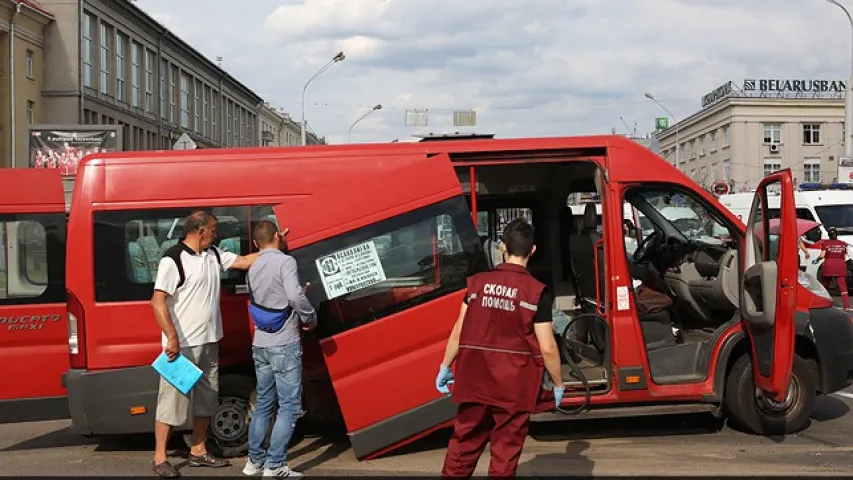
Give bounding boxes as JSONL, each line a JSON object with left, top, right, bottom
{"left": 348, "top": 104, "right": 382, "bottom": 142}
{"left": 301, "top": 51, "right": 345, "bottom": 146}
{"left": 826, "top": 0, "right": 853, "bottom": 158}
{"left": 645, "top": 92, "right": 680, "bottom": 169}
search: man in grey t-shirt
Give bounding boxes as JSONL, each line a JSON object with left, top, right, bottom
{"left": 242, "top": 220, "right": 316, "bottom": 478}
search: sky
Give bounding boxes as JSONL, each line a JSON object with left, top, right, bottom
{"left": 134, "top": 0, "right": 853, "bottom": 145}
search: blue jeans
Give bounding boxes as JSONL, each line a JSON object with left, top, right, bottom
{"left": 248, "top": 344, "right": 303, "bottom": 469}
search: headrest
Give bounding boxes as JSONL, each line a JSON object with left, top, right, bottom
{"left": 583, "top": 203, "right": 598, "bottom": 229}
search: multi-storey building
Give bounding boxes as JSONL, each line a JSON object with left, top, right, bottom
{"left": 259, "top": 102, "right": 324, "bottom": 147}
{"left": 39, "top": 0, "right": 262, "bottom": 154}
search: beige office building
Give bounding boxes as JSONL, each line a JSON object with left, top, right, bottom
{"left": 259, "top": 102, "right": 324, "bottom": 147}
{"left": 655, "top": 79, "right": 847, "bottom": 191}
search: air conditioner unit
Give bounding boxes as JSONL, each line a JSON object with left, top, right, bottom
{"left": 769, "top": 143, "right": 780, "bottom": 153}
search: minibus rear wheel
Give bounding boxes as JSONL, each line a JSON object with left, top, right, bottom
{"left": 723, "top": 353, "right": 815, "bottom": 435}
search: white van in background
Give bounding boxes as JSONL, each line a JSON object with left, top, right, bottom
{"left": 718, "top": 183, "right": 853, "bottom": 291}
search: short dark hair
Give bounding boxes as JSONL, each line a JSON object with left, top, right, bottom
{"left": 185, "top": 210, "right": 217, "bottom": 234}
{"left": 252, "top": 220, "right": 279, "bottom": 246}
{"left": 501, "top": 218, "right": 535, "bottom": 257}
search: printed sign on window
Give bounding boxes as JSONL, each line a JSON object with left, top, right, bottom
{"left": 316, "top": 240, "right": 387, "bottom": 300}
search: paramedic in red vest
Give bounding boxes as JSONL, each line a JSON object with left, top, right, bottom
{"left": 814, "top": 226, "right": 851, "bottom": 310}
{"left": 436, "top": 218, "right": 565, "bottom": 478}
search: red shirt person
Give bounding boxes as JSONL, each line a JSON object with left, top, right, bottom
{"left": 435, "top": 218, "right": 565, "bottom": 478}
{"left": 814, "top": 227, "right": 850, "bottom": 310}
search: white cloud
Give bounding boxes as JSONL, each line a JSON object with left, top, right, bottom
{"left": 135, "top": 0, "right": 853, "bottom": 144}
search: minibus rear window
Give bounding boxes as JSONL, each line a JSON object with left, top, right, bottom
{"left": 0, "top": 214, "right": 65, "bottom": 305}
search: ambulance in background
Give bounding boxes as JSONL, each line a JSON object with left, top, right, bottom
{"left": 718, "top": 182, "right": 853, "bottom": 292}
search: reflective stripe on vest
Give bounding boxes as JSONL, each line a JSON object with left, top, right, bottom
{"left": 459, "top": 343, "right": 543, "bottom": 358}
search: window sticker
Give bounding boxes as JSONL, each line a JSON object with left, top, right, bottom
{"left": 316, "top": 240, "right": 388, "bottom": 300}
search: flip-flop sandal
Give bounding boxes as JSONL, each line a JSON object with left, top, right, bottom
{"left": 152, "top": 461, "right": 180, "bottom": 478}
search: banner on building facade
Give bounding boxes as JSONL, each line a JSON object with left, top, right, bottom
{"left": 28, "top": 126, "right": 122, "bottom": 177}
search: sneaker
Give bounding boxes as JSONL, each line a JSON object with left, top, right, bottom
{"left": 263, "top": 466, "right": 303, "bottom": 477}
{"left": 243, "top": 459, "right": 264, "bottom": 476}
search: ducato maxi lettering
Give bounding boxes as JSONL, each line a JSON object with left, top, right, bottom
{"left": 0, "top": 314, "right": 62, "bottom": 331}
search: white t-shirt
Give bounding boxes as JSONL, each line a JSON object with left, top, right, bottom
{"left": 154, "top": 245, "right": 238, "bottom": 348}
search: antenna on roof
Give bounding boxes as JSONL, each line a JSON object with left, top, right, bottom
{"left": 216, "top": 56, "right": 223, "bottom": 68}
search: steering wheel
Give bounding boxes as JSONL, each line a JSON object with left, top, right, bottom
{"left": 633, "top": 230, "right": 663, "bottom": 264}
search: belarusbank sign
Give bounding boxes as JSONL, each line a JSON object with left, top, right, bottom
{"left": 700, "top": 78, "right": 847, "bottom": 109}
{"left": 743, "top": 79, "right": 847, "bottom": 93}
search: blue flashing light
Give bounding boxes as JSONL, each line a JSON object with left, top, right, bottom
{"left": 798, "top": 182, "right": 853, "bottom": 191}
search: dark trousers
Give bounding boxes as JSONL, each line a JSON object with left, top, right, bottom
{"left": 822, "top": 275, "right": 850, "bottom": 309}
{"left": 441, "top": 402, "right": 530, "bottom": 479}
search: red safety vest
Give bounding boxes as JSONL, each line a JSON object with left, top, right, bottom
{"left": 452, "top": 263, "right": 547, "bottom": 412}
{"left": 822, "top": 239, "right": 849, "bottom": 277}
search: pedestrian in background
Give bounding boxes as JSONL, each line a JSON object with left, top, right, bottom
{"left": 242, "top": 220, "right": 317, "bottom": 478}
{"left": 814, "top": 226, "right": 851, "bottom": 310}
{"left": 436, "top": 218, "right": 564, "bottom": 478}
{"left": 151, "top": 210, "right": 259, "bottom": 478}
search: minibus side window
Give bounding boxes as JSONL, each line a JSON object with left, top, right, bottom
{"left": 0, "top": 214, "right": 65, "bottom": 305}
{"left": 291, "top": 196, "right": 486, "bottom": 340}
{"left": 93, "top": 206, "right": 266, "bottom": 303}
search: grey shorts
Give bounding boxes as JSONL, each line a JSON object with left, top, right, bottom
{"left": 155, "top": 342, "right": 219, "bottom": 427}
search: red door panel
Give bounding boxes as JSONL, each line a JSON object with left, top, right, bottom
{"left": 274, "top": 153, "right": 472, "bottom": 458}
{"left": 740, "top": 169, "right": 798, "bottom": 401}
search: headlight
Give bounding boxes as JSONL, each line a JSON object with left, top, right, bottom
{"left": 798, "top": 271, "right": 833, "bottom": 301}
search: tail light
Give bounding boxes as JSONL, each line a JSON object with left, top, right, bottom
{"left": 67, "top": 288, "right": 88, "bottom": 370}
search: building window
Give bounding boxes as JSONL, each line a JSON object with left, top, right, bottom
{"left": 763, "top": 123, "right": 781, "bottom": 144}
{"left": 169, "top": 65, "right": 177, "bottom": 123}
{"left": 26, "top": 100, "right": 34, "bottom": 125}
{"left": 724, "top": 160, "right": 732, "bottom": 182}
{"left": 25, "top": 49, "right": 33, "bottom": 78}
{"left": 179, "top": 72, "right": 189, "bottom": 128}
{"left": 202, "top": 86, "right": 209, "bottom": 137}
{"left": 82, "top": 14, "right": 93, "bottom": 87}
{"left": 723, "top": 125, "right": 730, "bottom": 147}
{"left": 145, "top": 50, "right": 154, "bottom": 112}
{"left": 99, "top": 23, "right": 110, "bottom": 94}
{"left": 804, "top": 157, "right": 821, "bottom": 183}
{"left": 159, "top": 59, "right": 167, "bottom": 119}
{"left": 115, "top": 33, "right": 126, "bottom": 102}
{"left": 803, "top": 123, "right": 821, "bottom": 145}
{"left": 130, "top": 43, "right": 140, "bottom": 108}
{"left": 211, "top": 93, "right": 217, "bottom": 141}
{"left": 226, "top": 101, "right": 232, "bottom": 145}
{"left": 194, "top": 80, "right": 201, "bottom": 132}
{"left": 763, "top": 158, "right": 782, "bottom": 177}
{"left": 711, "top": 131, "right": 717, "bottom": 151}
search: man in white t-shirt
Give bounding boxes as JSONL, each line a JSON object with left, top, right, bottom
{"left": 150, "top": 210, "right": 258, "bottom": 478}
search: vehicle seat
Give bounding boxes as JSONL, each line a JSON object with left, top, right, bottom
{"left": 159, "top": 222, "right": 185, "bottom": 256}
{"left": 127, "top": 235, "right": 161, "bottom": 283}
{"left": 638, "top": 308, "right": 677, "bottom": 351}
{"left": 568, "top": 203, "right": 604, "bottom": 308}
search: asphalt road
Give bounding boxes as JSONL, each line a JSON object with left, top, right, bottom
{"left": 4, "top": 390, "right": 853, "bottom": 476}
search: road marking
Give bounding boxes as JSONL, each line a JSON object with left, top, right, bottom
{"left": 833, "top": 391, "right": 853, "bottom": 399}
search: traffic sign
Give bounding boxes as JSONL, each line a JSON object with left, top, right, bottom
{"left": 712, "top": 181, "right": 730, "bottom": 196}
{"left": 172, "top": 132, "right": 197, "bottom": 150}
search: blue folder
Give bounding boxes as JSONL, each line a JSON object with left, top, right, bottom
{"left": 151, "top": 352, "right": 203, "bottom": 395}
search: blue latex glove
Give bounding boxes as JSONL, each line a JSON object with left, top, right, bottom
{"left": 436, "top": 365, "right": 454, "bottom": 394}
{"left": 813, "top": 258, "right": 820, "bottom": 265}
{"left": 554, "top": 384, "right": 565, "bottom": 408}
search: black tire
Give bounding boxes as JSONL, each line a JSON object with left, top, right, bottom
{"left": 192, "top": 375, "right": 307, "bottom": 458}
{"left": 723, "top": 353, "right": 816, "bottom": 435}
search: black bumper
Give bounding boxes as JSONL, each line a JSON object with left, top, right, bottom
{"left": 63, "top": 366, "right": 188, "bottom": 436}
{"left": 807, "top": 307, "right": 853, "bottom": 394}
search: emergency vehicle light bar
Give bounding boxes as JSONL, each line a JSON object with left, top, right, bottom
{"left": 799, "top": 182, "right": 853, "bottom": 191}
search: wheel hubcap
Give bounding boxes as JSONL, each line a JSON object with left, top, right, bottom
{"left": 754, "top": 377, "right": 799, "bottom": 415}
{"left": 211, "top": 396, "right": 250, "bottom": 445}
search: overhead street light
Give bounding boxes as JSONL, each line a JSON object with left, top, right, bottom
{"left": 348, "top": 104, "right": 383, "bottom": 142}
{"left": 301, "top": 51, "right": 346, "bottom": 146}
{"left": 645, "top": 92, "right": 680, "bottom": 168}
{"left": 825, "top": 0, "right": 853, "bottom": 158}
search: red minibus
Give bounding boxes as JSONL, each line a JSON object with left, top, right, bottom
{"left": 0, "top": 169, "right": 68, "bottom": 423}
{"left": 62, "top": 135, "right": 853, "bottom": 460}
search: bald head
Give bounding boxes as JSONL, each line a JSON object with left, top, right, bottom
{"left": 185, "top": 210, "right": 217, "bottom": 234}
